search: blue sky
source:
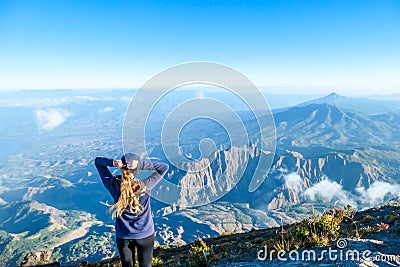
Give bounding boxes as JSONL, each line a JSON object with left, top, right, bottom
{"left": 0, "top": 0, "right": 399, "bottom": 95}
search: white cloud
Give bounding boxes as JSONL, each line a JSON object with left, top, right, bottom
{"left": 0, "top": 96, "right": 114, "bottom": 107}
{"left": 305, "top": 179, "right": 342, "bottom": 202}
{"left": 356, "top": 181, "right": 400, "bottom": 206}
{"left": 305, "top": 178, "right": 357, "bottom": 207}
{"left": 34, "top": 108, "right": 72, "bottom": 130}
{"left": 102, "top": 106, "right": 114, "bottom": 112}
{"left": 284, "top": 173, "right": 303, "bottom": 191}
{"left": 305, "top": 179, "right": 400, "bottom": 208}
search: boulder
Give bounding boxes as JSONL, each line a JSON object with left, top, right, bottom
{"left": 20, "top": 250, "right": 60, "bottom": 267}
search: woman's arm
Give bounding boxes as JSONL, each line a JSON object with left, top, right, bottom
{"left": 139, "top": 161, "right": 169, "bottom": 190}
{"left": 95, "top": 157, "right": 121, "bottom": 191}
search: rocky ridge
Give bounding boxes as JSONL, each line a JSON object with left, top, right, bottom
{"left": 77, "top": 202, "right": 400, "bottom": 267}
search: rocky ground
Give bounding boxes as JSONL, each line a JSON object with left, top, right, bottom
{"left": 55, "top": 202, "right": 400, "bottom": 267}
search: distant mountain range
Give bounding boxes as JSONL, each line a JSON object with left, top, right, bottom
{"left": 0, "top": 90, "right": 399, "bottom": 266}
{"left": 274, "top": 102, "right": 400, "bottom": 148}
{"left": 274, "top": 92, "right": 400, "bottom": 115}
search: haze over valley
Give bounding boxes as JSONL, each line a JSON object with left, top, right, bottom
{"left": 0, "top": 89, "right": 399, "bottom": 265}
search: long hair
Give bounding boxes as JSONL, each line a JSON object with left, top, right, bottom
{"left": 109, "top": 168, "right": 147, "bottom": 219}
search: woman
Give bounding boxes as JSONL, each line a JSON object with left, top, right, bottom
{"left": 95, "top": 153, "right": 169, "bottom": 267}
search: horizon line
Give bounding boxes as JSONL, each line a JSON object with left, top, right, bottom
{"left": 0, "top": 88, "right": 399, "bottom": 98}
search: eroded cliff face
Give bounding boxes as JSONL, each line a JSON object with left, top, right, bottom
{"left": 175, "top": 145, "right": 255, "bottom": 207}
{"left": 169, "top": 144, "right": 386, "bottom": 211}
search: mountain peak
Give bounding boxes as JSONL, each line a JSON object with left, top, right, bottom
{"left": 326, "top": 92, "right": 341, "bottom": 98}
{"left": 285, "top": 91, "right": 400, "bottom": 116}
{"left": 290, "top": 92, "right": 347, "bottom": 110}
{"left": 321, "top": 92, "right": 345, "bottom": 101}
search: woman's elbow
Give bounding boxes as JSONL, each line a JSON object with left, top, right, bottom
{"left": 161, "top": 163, "right": 169, "bottom": 174}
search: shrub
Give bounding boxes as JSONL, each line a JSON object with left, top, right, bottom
{"left": 188, "top": 238, "right": 213, "bottom": 267}
{"left": 268, "top": 205, "right": 357, "bottom": 254}
{"left": 133, "top": 257, "right": 163, "bottom": 267}
{"left": 152, "top": 257, "right": 164, "bottom": 266}
{"left": 385, "top": 213, "right": 399, "bottom": 224}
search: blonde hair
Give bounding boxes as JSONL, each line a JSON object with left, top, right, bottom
{"left": 109, "top": 168, "right": 146, "bottom": 219}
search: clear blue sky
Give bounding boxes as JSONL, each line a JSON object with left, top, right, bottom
{"left": 0, "top": 0, "right": 399, "bottom": 95}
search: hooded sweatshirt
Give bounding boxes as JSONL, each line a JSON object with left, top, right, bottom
{"left": 95, "top": 157, "right": 169, "bottom": 239}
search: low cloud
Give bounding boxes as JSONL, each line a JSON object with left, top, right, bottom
{"left": 283, "top": 173, "right": 303, "bottom": 192}
{"left": 34, "top": 108, "right": 72, "bottom": 130}
{"left": 274, "top": 167, "right": 400, "bottom": 208}
{"left": 0, "top": 95, "right": 114, "bottom": 108}
{"left": 356, "top": 181, "right": 400, "bottom": 206}
{"left": 273, "top": 168, "right": 304, "bottom": 192}
{"left": 102, "top": 106, "right": 114, "bottom": 112}
{"left": 305, "top": 179, "right": 356, "bottom": 206}
{"left": 305, "top": 179, "right": 400, "bottom": 208}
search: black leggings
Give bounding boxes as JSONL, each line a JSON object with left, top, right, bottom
{"left": 116, "top": 233, "right": 155, "bottom": 267}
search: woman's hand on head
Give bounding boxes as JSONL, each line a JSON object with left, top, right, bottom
{"left": 126, "top": 160, "right": 138, "bottom": 170}
{"left": 113, "top": 160, "right": 124, "bottom": 168}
